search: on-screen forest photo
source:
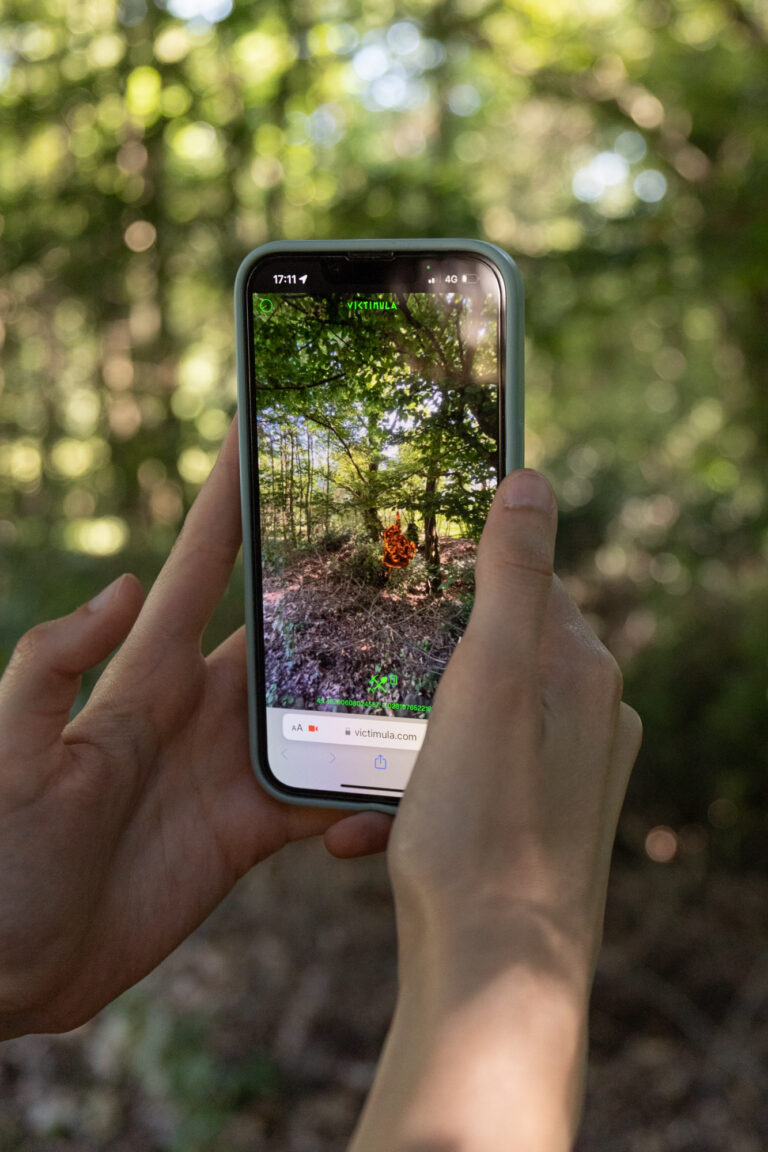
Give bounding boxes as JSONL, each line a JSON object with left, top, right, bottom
{"left": 252, "top": 289, "right": 499, "bottom": 716}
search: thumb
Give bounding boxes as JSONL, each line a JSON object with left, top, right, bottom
{"left": 0, "top": 574, "right": 145, "bottom": 756}
{"left": 465, "top": 468, "right": 558, "bottom": 669}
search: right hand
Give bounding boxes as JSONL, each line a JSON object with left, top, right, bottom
{"left": 387, "top": 467, "right": 642, "bottom": 1000}
{"left": 350, "top": 468, "right": 642, "bottom": 1152}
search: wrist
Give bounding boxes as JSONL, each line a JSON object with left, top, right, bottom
{"left": 402, "top": 968, "right": 587, "bottom": 1151}
{"left": 396, "top": 892, "right": 597, "bottom": 1011}
{"left": 351, "top": 908, "right": 591, "bottom": 1152}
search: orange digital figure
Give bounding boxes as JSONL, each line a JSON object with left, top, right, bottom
{"left": 382, "top": 512, "right": 417, "bottom": 571}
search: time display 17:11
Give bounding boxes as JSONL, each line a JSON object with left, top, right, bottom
{"left": 272, "top": 274, "right": 308, "bottom": 284}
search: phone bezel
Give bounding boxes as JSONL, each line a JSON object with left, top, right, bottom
{"left": 235, "top": 240, "right": 524, "bottom": 812}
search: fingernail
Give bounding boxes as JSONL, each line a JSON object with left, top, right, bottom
{"left": 88, "top": 576, "right": 123, "bottom": 613}
{"left": 503, "top": 470, "right": 554, "bottom": 511}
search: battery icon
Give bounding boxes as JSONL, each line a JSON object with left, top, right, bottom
{"left": 461, "top": 274, "right": 479, "bottom": 283}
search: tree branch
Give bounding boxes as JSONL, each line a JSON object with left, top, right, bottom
{"left": 305, "top": 408, "right": 368, "bottom": 486}
{"left": 257, "top": 372, "right": 346, "bottom": 392}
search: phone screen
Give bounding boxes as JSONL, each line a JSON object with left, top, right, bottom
{"left": 245, "top": 252, "right": 504, "bottom": 805}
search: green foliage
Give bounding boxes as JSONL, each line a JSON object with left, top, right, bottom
{"left": 271, "top": 601, "right": 309, "bottom": 658}
{"left": 260, "top": 536, "right": 291, "bottom": 577}
{"left": 316, "top": 527, "right": 351, "bottom": 553}
{"left": 625, "top": 587, "right": 768, "bottom": 830}
{"left": 165, "top": 1020, "right": 280, "bottom": 1152}
{"left": 252, "top": 291, "right": 498, "bottom": 578}
{"left": 335, "top": 540, "right": 389, "bottom": 587}
{"left": 111, "top": 991, "right": 281, "bottom": 1152}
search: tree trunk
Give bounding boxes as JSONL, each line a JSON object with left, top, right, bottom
{"left": 296, "top": 426, "right": 305, "bottom": 542}
{"left": 423, "top": 463, "right": 442, "bottom": 597}
{"left": 268, "top": 427, "right": 276, "bottom": 537}
{"left": 288, "top": 429, "right": 296, "bottom": 544}
{"left": 279, "top": 427, "right": 287, "bottom": 539}
{"left": 324, "top": 431, "right": 331, "bottom": 534}
{"left": 362, "top": 458, "right": 384, "bottom": 543}
{"left": 306, "top": 428, "right": 313, "bottom": 541}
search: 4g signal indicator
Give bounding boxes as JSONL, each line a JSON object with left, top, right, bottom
{"left": 426, "top": 273, "right": 479, "bottom": 285}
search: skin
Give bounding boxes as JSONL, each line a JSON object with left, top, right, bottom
{"left": 0, "top": 422, "right": 642, "bottom": 1149}
{"left": 350, "top": 469, "right": 642, "bottom": 1151}
{"left": 0, "top": 416, "right": 392, "bottom": 1041}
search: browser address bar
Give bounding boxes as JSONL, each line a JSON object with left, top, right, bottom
{"left": 282, "top": 712, "right": 426, "bottom": 751}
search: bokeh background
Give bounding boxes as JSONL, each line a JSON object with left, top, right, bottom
{"left": 1, "top": 0, "right": 767, "bottom": 1147}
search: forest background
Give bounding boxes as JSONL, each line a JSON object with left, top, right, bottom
{"left": 1, "top": 0, "right": 767, "bottom": 1148}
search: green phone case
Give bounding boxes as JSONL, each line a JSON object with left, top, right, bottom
{"left": 234, "top": 239, "right": 525, "bottom": 813}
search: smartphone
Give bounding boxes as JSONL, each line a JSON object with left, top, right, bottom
{"left": 235, "top": 239, "right": 524, "bottom": 813}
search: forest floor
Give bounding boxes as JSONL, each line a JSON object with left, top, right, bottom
{"left": 262, "top": 537, "right": 477, "bottom": 712}
{"left": 2, "top": 847, "right": 768, "bottom": 1151}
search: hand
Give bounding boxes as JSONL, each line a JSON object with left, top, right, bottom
{"left": 0, "top": 416, "right": 391, "bottom": 1040}
{"left": 352, "top": 469, "right": 642, "bottom": 1151}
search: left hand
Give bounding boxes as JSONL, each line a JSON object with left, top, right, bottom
{"left": 0, "top": 416, "right": 391, "bottom": 1040}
